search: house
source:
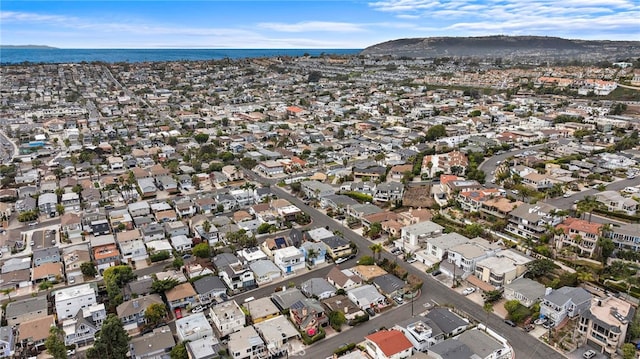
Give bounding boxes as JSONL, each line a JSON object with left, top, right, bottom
{"left": 129, "top": 326, "right": 176, "bottom": 359}
{"left": 186, "top": 337, "right": 221, "bottom": 359}
{"left": 212, "top": 253, "right": 256, "bottom": 291}
{"left": 62, "top": 303, "right": 106, "bottom": 346}
{"left": 137, "top": 177, "right": 157, "bottom": 198}
{"left": 141, "top": 222, "right": 165, "bottom": 243}
{"left": 554, "top": 218, "right": 602, "bottom": 258}
{"left": 322, "top": 294, "right": 366, "bottom": 322}
{"left": 321, "top": 235, "right": 352, "bottom": 259}
{"left": 253, "top": 315, "right": 300, "bottom": 358}
{"left": 607, "top": 223, "right": 640, "bottom": 251}
{"left": 32, "top": 262, "right": 64, "bottom": 283}
{"left": 54, "top": 284, "right": 97, "bottom": 319}
{"left": 91, "top": 235, "right": 120, "bottom": 274}
{"left": 209, "top": 300, "right": 245, "bottom": 337}
{"left": 165, "top": 221, "right": 189, "bottom": 237}
{"left": 32, "top": 247, "right": 61, "bottom": 267}
{"left": 577, "top": 296, "right": 633, "bottom": 356}
{"left": 423, "top": 308, "right": 469, "bottom": 338}
{"left": 364, "top": 329, "right": 413, "bottom": 359}
{"left": 473, "top": 249, "right": 533, "bottom": 289}
{"left": 119, "top": 239, "right": 148, "bottom": 264}
{"left": 117, "top": 294, "right": 164, "bottom": 331}
{"left": 176, "top": 313, "right": 213, "bottom": 342}
{"left": 416, "top": 232, "right": 469, "bottom": 267}
{"left": 193, "top": 276, "right": 227, "bottom": 305}
{"left": 347, "top": 284, "right": 386, "bottom": 311}
{"left": 166, "top": 282, "right": 197, "bottom": 310}
{"left": 227, "top": 325, "right": 266, "bottom": 359}
{"left": 594, "top": 191, "right": 638, "bottom": 215}
{"left": 61, "top": 213, "right": 83, "bottom": 241}
{"left": 170, "top": 234, "right": 193, "bottom": 252}
{"left": 444, "top": 237, "right": 501, "bottom": 277}
{"left": 0, "top": 326, "right": 14, "bottom": 358}
{"left": 37, "top": 192, "right": 58, "bottom": 217}
{"left": 372, "top": 274, "right": 407, "bottom": 297}
{"left": 237, "top": 247, "right": 268, "bottom": 263}
{"left": 327, "top": 267, "right": 363, "bottom": 290}
{"left": 271, "top": 288, "right": 307, "bottom": 311}
{"left": 506, "top": 203, "right": 562, "bottom": 240}
{"left": 374, "top": 182, "right": 404, "bottom": 203}
{"left": 125, "top": 276, "right": 154, "bottom": 299}
{"left": 393, "top": 317, "right": 445, "bottom": 352}
{"left": 222, "top": 165, "right": 244, "bottom": 182}
{"left": 301, "top": 180, "right": 335, "bottom": 199}
{"left": 61, "top": 192, "right": 81, "bottom": 212}
{"left": 399, "top": 221, "right": 444, "bottom": 250}
{"left": 249, "top": 259, "right": 282, "bottom": 285}
{"left": 289, "top": 298, "right": 328, "bottom": 334}
{"left": 272, "top": 246, "right": 305, "bottom": 274}
{"left": 17, "top": 315, "right": 55, "bottom": 350}
{"left": 4, "top": 296, "right": 48, "bottom": 327}
{"left": 540, "top": 286, "right": 592, "bottom": 327}
{"left": 300, "top": 278, "right": 336, "bottom": 300}
{"left": 352, "top": 265, "right": 388, "bottom": 282}
{"left": 522, "top": 172, "right": 554, "bottom": 190}
{"left": 439, "top": 329, "right": 511, "bottom": 359}
{"left": 244, "top": 297, "right": 280, "bottom": 324}
{"left": 256, "top": 160, "right": 284, "bottom": 176}
{"left": 504, "top": 277, "right": 546, "bottom": 308}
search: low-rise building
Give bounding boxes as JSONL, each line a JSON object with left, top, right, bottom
{"left": 364, "top": 329, "right": 413, "bottom": 359}
{"left": 577, "top": 296, "right": 633, "bottom": 356}
{"left": 541, "top": 286, "right": 592, "bottom": 327}
{"left": 254, "top": 315, "right": 300, "bottom": 357}
{"left": 176, "top": 312, "right": 213, "bottom": 342}
{"left": 227, "top": 325, "right": 266, "bottom": 359}
{"left": 54, "top": 283, "right": 97, "bottom": 320}
{"left": 209, "top": 300, "right": 245, "bottom": 337}
{"left": 245, "top": 297, "right": 280, "bottom": 324}
{"left": 503, "top": 277, "right": 546, "bottom": 308}
{"left": 165, "top": 282, "right": 197, "bottom": 310}
{"left": 129, "top": 326, "right": 175, "bottom": 359}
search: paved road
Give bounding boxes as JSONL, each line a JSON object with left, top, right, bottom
{"left": 478, "top": 144, "right": 547, "bottom": 185}
{"left": 544, "top": 177, "right": 640, "bottom": 209}
{"left": 268, "top": 185, "right": 565, "bottom": 359}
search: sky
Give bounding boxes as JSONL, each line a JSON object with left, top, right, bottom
{"left": 1, "top": 0, "right": 638, "bottom": 49}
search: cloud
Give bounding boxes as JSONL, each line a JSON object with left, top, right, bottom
{"left": 257, "top": 21, "right": 366, "bottom": 33}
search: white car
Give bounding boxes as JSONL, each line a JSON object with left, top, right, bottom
{"left": 583, "top": 349, "right": 596, "bottom": 359}
{"left": 462, "top": 287, "right": 476, "bottom": 295}
{"left": 191, "top": 305, "right": 204, "bottom": 313}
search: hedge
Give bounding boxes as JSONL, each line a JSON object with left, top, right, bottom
{"left": 150, "top": 251, "right": 171, "bottom": 262}
{"left": 301, "top": 327, "right": 325, "bottom": 345}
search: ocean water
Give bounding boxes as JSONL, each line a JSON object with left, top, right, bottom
{"left": 0, "top": 48, "right": 361, "bottom": 64}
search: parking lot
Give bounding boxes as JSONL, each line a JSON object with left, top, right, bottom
{"left": 31, "top": 229, "right": 57, "bottom": 250}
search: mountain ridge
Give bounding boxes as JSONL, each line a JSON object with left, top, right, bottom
{"left": 360, "top": 36, "right": 640, "bottom": 61}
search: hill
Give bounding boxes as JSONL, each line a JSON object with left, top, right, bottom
{"left": 360, "top": 36, "right": 640, "bottom": 62}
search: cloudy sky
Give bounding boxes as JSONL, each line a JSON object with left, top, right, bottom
{"left": 1, "top": 0, "right": 638, "bottom": 48}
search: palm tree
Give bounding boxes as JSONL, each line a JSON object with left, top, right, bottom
{"left": 576, "top": 196, "right": 600, "bottom": 223}
{"left": 307, "top": 248, "right": 318, "bottom": 266}
{"left": 577, "top": 270, "right": 595, "bottom": 284}
{"left": 203, "top": 220, "right": 211, "bottom": 233}
{"left": 483, "top": 302, "right": 494, "bottom": 332}
{"left": 369, "top": 243, "right": 383, "bottom": 263}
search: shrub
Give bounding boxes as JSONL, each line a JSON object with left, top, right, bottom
{"left": 150, "top": 251, "right": 171, "bottom": 262}
{"left": 301, "top": 327, "right": 325, "bottom": 345}
{"left": 348, "top": 314, "right": 370, "bottom": 326}
{"left": 334, "top": 343, "right": 356, "bottom": 356}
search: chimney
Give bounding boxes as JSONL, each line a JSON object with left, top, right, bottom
{"left": 545, "top": 287, "right": 553, "bottom": 296}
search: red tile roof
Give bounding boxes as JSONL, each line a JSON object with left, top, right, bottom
{"left": 365, "top": 329, "right": 413, "bottom": 356}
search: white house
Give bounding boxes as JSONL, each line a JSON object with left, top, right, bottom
{"left": 272, "top": 246, "right": 305, "bottom": 275}
{"left": 54, "top": 284, "right": 97, "bottom": 320}
{"left": 170, "top": 235, "right": 193, "bottom": 252}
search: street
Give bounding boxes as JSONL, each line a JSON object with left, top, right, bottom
{"left": 268, "top": 185, "right": 566, "bottom": 359}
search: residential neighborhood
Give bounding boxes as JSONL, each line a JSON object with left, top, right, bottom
{"left": 0, "top": 53, "right": 639, "bottom": 359}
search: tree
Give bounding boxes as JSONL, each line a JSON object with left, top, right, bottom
{"left": 202, "top": 220, "right": 211, "bottom": 233}
{"left": 329, "top": 310, "right": 347, "bottom": 331}
{"left": 463, "top": 223, "right": 485, "bottom": 238}
{"left": 45, "top": 326, "right": 67, "bottom": 359}
{"left": 576, "top": 196, "right": 600, "bottom": 223}
{"left": 306, "top": 248, "right": 318, "bottom": 265}
{"left": 369, "top": 243, "right": 383, "bottom": 263}
{"left": 525, "top": 259, "right": 558, "bottom": 279}
{"left": 87, "top": 314, "right": 130, "bottom": 359}
{"left": 257, "top": 222, "right": 273, "bottom": 234}
{"left": 357, "top": 256, "right": 375, "bottom": 265}
{"left": 144, "top": 302, "right": 168, "bottom": 327}
{"left": 483, "top": 302, "right": 494, "bottom": 332}
{"left": 598, "top": 237, "right": 615, "bottom": 264}
{"left": 425, "top": 125, "right": 447, "bottom": 141}
{"left": 483, "top": 290, "right": 502, "bottom": 304}
{"left": 192, "top": 242, "right": 211, "bottom": 258}
{"left": 193, "top": 133, "right": 209, "bottom": 144}
{"left": 622, "top": 343, "right": 636, "bottom": 359}
{"left": 151, "top": 278, "right": 180, "bottom": 294}
{"left": 80, "top": 262, "right": 97, "bottom": 278}
{"left": 368, "top": 222, "right": 382, "bottom": 239}
{"left": 170, "top": 342, "right": 189, "bottom": 359}
{"left": 103, "top": 265, "right": 136, "bottom": 307}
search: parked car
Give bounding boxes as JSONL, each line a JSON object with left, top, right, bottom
{"left": 393, "top": 296, "right": 404, "bottom": 304}
{"left": 431, "top": 270, "right": 442, "bottom": 276}
{"left": 542, "top": 320, "right": 553, "bottom": 329}
{"left": 191, "top": 305, "right": 204, "bottom": 313}
{"left": 504, "top": 319, "right": 516, "bottom": 327}
{"left": 583, "top": 350, "right": 596, "bottom": 359}
{"left": 365, "top": 308, "right": 376, "bottom": 317}
{"left": 523, "top": 324, "right": 535, "bottom": 332}
{"left": 462, "top": 287, "right": 476, "bottom": 296}
{"left": 534, "top": 318, "right": 546, "bottom": 325}
{"left": 174, "top": 308, "right": 183, "bottom": 319}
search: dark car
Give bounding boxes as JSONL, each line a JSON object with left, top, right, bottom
{"left": 431, "top": 270, "right": 442, "bottom": 276}
{"left": 504, "top": 319, "right": 516, "bottom": 327}
{"left": 523, "top": 324, "right": 535, "bottom": 332}
{"left": 365, "top": 308, "right": 376, "bottom": 317}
